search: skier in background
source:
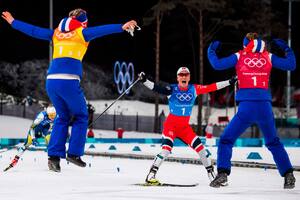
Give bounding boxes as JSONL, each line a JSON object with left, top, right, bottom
{"left": 3, "top": 106, "right": 56, "bottom": 172}
{"left": 139, "top": 67, "right": 237, "bottom": 185}
{"left": 24, "top": 106, "right": 56, "bottom": 147}
{"left": 207, "top": 32, "right": 296, "bottom": 189}
{"left": 2, "top": 9, "right": 139, "bottom": 172}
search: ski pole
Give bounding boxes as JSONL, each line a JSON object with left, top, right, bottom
{"left": 88, "top": 76, "right": 142, "bottom": 128}
{"left": 3, "top": 146, "right": 28, "bottom": 172}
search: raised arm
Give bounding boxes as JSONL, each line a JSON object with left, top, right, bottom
{"left": 139, "top": 72, "right": 172, "bottom": 96}
{"left": 207, "top": 41, "right": 238, "bottom": 70}
{"left": 271, "top": 39, "right": 296, "bottom": 71}
{"left": 2, "top": 11, "right": 53, "bottom": 41}
{"left": 195, "top": 76, "right": 237, "bottom": 95}
{"left": 82, "top": 20, "right": 138, "bottom": 42}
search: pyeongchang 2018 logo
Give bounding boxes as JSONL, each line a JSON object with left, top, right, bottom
{"left": 114, "top": 61, "right": 134, "bottom": 94}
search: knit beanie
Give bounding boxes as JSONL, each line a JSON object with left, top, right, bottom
{"left": 243, "top": 32, "right": 265, "bottom": 53}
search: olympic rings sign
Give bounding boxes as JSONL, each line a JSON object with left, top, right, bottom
{"left": 244, "top": 58, "right": 266, "bottom": 68}
{"left": 176, "top": 93, "right": 193, "bottom": 101}
{"left": 114, "top": 61, "right": 135, "bottom": 94}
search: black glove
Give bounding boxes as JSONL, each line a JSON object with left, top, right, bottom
{"left": 138, "top": 72, "right": 147, "bottom": 83}
{"left": 229, "top": 76, "right": 237, "bottom": 85}
{"left": 272, "top": 39, "right": 290, "bottom": 52}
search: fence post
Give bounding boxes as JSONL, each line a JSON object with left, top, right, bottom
{"left": 136, "top": 112, "right": 139, "bottom": 131}
{"left": 0, "top": 96, "right": 2, "bottom": 115}
{"left": 113, "top": 110, "right": 116, "bottom": 130}
{"left": 23, "top": 104, "right": 26, "bottom": 118}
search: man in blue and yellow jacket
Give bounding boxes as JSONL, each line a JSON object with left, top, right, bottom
{"left": 2, "top": 9, "right": 139, "bottom": 172}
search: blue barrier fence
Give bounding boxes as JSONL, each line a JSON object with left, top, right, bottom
{"left": 1, "top": 137, "right": 300, "bottom": 149}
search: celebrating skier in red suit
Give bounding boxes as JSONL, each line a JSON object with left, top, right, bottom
{"left": 139, "top": 67, "right": 237, "bottom": 185}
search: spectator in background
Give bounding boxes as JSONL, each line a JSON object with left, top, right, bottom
{"left": 22, "top": 92, "right": 37, "bottom": 106}
{"left": 87, "top": 102, "right": 95, "bottom": 127}
{"left": 158, "top": 110, "right": 166, "bottom": 133}
{"left": 87, "top": 102, "right": 95, "bottom": 138}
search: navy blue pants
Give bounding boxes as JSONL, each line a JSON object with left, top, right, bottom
{"left": 217, "top": 101, "right": 293, "bottom": 176}
{"left": 46, "top": 79, "right": 88, "bottom": 158}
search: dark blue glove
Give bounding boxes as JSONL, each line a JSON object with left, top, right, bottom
{"left": 208, "top": 41, "right": 221, "bottom": 52}
{"left": 229, "top": 76, "right": 238, "bottom": 85}
{"left": 273, "top": 39, "right": 290, "bottom": 52}
{"left": 32, "top": 138, "right": 39, "bottom": 146}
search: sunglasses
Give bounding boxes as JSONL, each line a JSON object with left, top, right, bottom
{"left": 177, "top": 73, "right": 190, "bottom": 77}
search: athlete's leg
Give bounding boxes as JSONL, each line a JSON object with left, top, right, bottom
{"left": 41, "top": 126, "right": 51, "bottom": 146}
{"left": 46, "top": 79, "right": 70, "bottom": 158}
{"left": 24, "top": 125, "right": 44, "bottom": 147}
{"left": 146, "top": 123, "right": 175, "bottom": 183}
{"left": 179, "top": 125, "right": 215, "bottom": 181}
{"left": 24, "top": 130, "right": 34, "bottom": 147}
{"left": 217, "top": 102, "right": 252, "bottom": 175}
{"left": 210, "top": 103, "right": 252, "bottom": 187}
{"left": 58, "top": 80, "right": 88, "bottom": 157}
{"left": 257, "top": 102, "right": 293, "bottom": 176}
{"left": 179, "top": 126, "right": 210, "bottom": 165}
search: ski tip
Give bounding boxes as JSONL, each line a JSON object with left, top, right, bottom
{"left": 133, "top": 183, "right": 199, "bottom": 187}
{"left": 3, "top": 167, "right": 10, "bottom": 172}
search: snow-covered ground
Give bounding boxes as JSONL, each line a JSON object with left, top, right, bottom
{"left": 1, "top": 115, "right": 300, "bottom": 199}
{"left": 0, "top": 150, "right": 299, "bottom": 200}
{"left": 84, "top": 143, "right": 300, "bottom": 167}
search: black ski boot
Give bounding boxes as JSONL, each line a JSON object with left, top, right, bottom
{"left": 145, "top": 166, "right": 160, "bottom": 185}
{"left": 284, "top": 172, "right": 296, "bottom": 189}
{"left": 206, "top": 166, "right": 216, "bottom": 182}
{"left": 48, "top": 156, "right": 61, "bottom": 172}
{"left": 66, "top": 154, "right": 86, "bottom": 167}
{"left": 209, "top": 172, "right": 228, "bottom": 188}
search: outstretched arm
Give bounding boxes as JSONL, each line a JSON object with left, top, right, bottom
{"left": 2, "top": 11, "right": 53, "bottom": 41}
{"left": 139, "top": 72, "right": 172, "bottom": 95}
{"left": 195, "top": 76, "right": 237, "bottom": 95}
{"left": 207, "top": 41, "right": 238, "bottom": 70}
{"left": 82, "top": 20, "right": 138, "bottom": 42}
{"left": 271, "top": 39, "right": 296, "bottom": 71}
{"left": 32, "top": 113, "right": 44, "bottom": 127}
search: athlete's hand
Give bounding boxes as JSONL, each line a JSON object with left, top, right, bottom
{"left": 273, "top": 39, "right": 290, "bottom": 52}
{"left": 2, "top": 11, "right": 15, "bottom": 24}
{"left": 122, "top": 20, "right": 141, "bottom": 36}
{"left": 138, "top": 72, "right": 147, "bottom": 83}
{"left": 208, "top": 41, "right": 221, "bottom": 52}
{"left": 229, "top": 75, "right": 237, "bottom": 85}
{"left": 122, "top": 20, "right": 137, "bottom": 30}
{"left": 32, "top": 138, "right": 39, "bottom": 146}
